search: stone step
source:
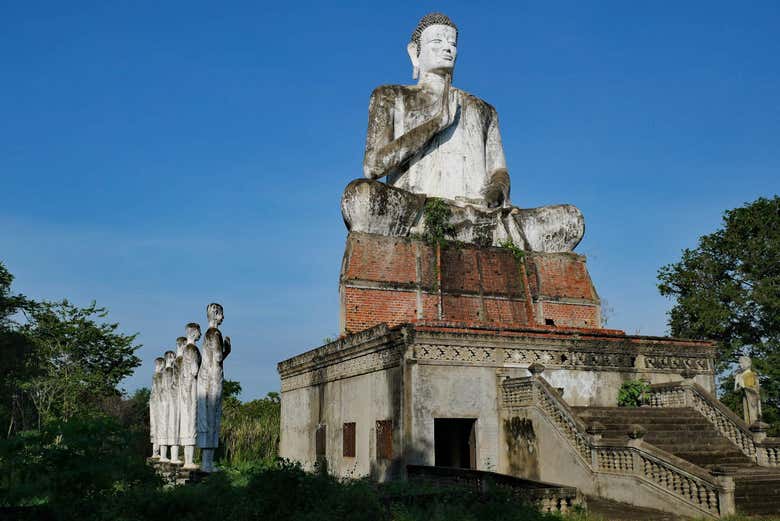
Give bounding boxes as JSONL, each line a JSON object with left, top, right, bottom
{"left": 675, "top": 454, "right": 755, "bottom": 465}
{"left": 647, "top": 440, "right": 742, "bottom": 450}
{"left": 577, "top": 413, "right": 712, "bottom": 422}
{"left": 574, "top": 407, "right": 699, "bottom": 415}
{"left": 584, "top": 495, "right": 684, "bottom": 521}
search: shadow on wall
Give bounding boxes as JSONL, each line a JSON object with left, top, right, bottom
{"left": 504, "top": 414, "right": 539, "bottom": 480}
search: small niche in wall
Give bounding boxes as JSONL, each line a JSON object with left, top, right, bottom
{"left": 376, "top": 420, "right": 393, "bottom": 460}
{"left": 343, "top": 422, "right": 356, "bottom": 458}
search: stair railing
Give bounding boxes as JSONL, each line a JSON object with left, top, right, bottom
{"left": 645, "top": 379, "right": 780, "bottom": 467}
{"left": 501, "top": 372, "right": 736, "bottom": 518}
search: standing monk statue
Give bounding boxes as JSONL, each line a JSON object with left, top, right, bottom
{"left": 734, "top": 356, "right": 762, "bottom": 425}
{"left": 341, "top": 12, "right": 584, "bottom": 251}
{"left": 197, "top": 303, "right": 231, "bottom": 472}
{"left": 169, "top": 338, "right": 187, "bottom": 464}
{"left": 179, "top": 324, "right": 202, "bottom": 469}
{"left": 150, "top": 357, "right": 165, "bottom": 459}
{"left": 159, "top": 351, "right": 176, "bottom": 462}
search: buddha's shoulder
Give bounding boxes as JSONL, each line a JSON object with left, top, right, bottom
{"left": 369, "top": 84, "right": 419, "bottom": 101}
{"left": 453, "top": 88, "right": 498, "bottom": 115}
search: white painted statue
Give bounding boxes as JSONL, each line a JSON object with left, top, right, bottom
{"left": 179, "top": 324, "right": 202, "bottom": 469}
{"left": 734, "top": 356, "right": 762, "bottom": 425}
{"left": 341, "top": 12, "right": 584, "bottom": 251}
{"left": 158, "top": 351, "right": 176, "bottom": 462}
{"left": 168, "top": 338, "right": 186, "bottom": 464}
{"left": 150, "top": 357, "right": 165, "bottom": 459}
{"left": 197, "top": 303, "right": 231, "bottom": 472}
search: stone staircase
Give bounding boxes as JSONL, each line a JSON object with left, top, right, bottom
{"left": 574, "top": 407, "right": 780, "bottom": 517}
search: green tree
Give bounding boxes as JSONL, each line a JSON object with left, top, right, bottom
{"left": 20, "top": 300, "right": 141, "bottom": 425}
{"left": 0, "top": 261, "right": 37, "bottom": 437}
{"left": 658, "top": 196, "right": 780, "bottom": 434}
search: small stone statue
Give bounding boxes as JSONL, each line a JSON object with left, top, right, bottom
{"left": 168, "top": 338, "right": 187, "bottom": 464}
{"left": 197, "top": 303, "right": 231, "bottom": 472}
{"left": 341, "top": 12, "right": 584, "bottom": 251}
{"left": 150, "top": 357, "right": 165, "bottom": 459}
{"left": 179, "top": 323, "right": 202, "bottom": 469}
{"left": 734, "top": 356, "right": 762, "bottom": 425}
{"left": 158, "top": 351, "right": 176, "bottom": 461}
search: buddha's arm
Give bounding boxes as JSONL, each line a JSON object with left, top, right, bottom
{"left": 483, "top": 109, "right": 511, "bottom": 208}
{"left": 363, "top": 84, "right": 457, "bottom": 180}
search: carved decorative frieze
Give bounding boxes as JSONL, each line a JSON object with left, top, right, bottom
{"left": 281, "top": 346, "right": 402, "bottom": 392}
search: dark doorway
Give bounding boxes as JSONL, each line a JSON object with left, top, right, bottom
{"left": 434, "top": 418, "right": 476, "bottom": 469}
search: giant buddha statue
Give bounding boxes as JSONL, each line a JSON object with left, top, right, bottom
{"left": 341, "top": 13, "right": 584, "bottom": 252}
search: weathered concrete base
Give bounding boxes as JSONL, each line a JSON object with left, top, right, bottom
{"left": 148, "top": 458, "right": 209, "bottom": 486}
{"left": 278, "top": 322, "right": 716, "bottom": 481}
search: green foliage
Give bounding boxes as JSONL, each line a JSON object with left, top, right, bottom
{"left": 219, "top": 393, "right": 281, "bottom": 466}
{"left": 222, "top": 379, "right": 242, "bottom": 402}
{"left": 23, "top": 457, "right": 597, "bottom": 521}
{"left": 19, "top": 299, "right": 141, "bottom": 425}
{"left": 0, "top": 261, "right": 39, "bottom": 437}
{"left": 422, "top": 198, "right": 456, "bottom": 246}
{"left": 0, "top": 414, "right": 159, "bottom": 515}
{"left": 657, "top": 196, "right": 780, "bottom": 433}
{"left": 617, "top": 380, "right": 650, "bottom": 407}
{"left": 499, "top": 239, "right": 526, "bottom": 261}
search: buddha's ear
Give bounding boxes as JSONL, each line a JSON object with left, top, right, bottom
{"left": 407, "top": 42, "right": 419, "bottom": 80}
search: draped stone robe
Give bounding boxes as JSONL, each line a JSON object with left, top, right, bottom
{"left": 160, "top": 368, "right": 174, "bottom": 445}
{"left": 369, "top": 85, "right": 506, "bottom": 207}
{"left": 197, "top": 328, "right": 225, "bottom": 448}
{"left": 150, "top": 371, "right": 161, "bottom": 444}
{"left": 179, "top": 344, "right": 201, "bottom": 445}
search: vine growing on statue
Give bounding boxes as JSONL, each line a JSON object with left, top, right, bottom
{"left": 498, "top": 239, "right": 525, "bottom": 261}
{"left": 422, "top": 198, "right": 456, "bottom": 246}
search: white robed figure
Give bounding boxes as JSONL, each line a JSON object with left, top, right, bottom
{"left": 149, "top": 357, "right": 164, "bottom": 459}
{"left": 197, "top": 303, "right": 231, "bottom": 472}
{"left": 179, "top": 323, "right": 202, "bottom": 469}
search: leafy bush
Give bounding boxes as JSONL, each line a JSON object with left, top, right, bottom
{"left": 0, "top": 414, "right": 159, "bottom": 516}
{"left": 617, "top": 380, "right": 650, "bottom": 407}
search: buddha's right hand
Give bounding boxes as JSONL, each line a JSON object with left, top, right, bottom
{"left": 437, "top": 75, "right": 459, "bottom": 131}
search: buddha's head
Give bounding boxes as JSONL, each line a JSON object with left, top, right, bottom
{"left": 186, "top": 323, "right": 201, "bottom": 344}
{"left": 407, "top": 13, "right": 458, "bottom": 80}
{"left": 739, "top": 356, "right": 752, "bottom": 371}
{"left": 207, "top": 303, "right": 224, "bottom": 327}
{"left": 163, "top": 350, "right": 176, "bottom": 368}
{"left": 154, "top": 357, "right": 165, "bottom": 373}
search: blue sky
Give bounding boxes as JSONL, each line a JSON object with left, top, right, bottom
{"left": 2, "top": 1, "right": 778, "bottom": 400}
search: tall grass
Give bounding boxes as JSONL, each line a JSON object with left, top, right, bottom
{"left": 218, "top": 395, "right": 280, "bottom": 465}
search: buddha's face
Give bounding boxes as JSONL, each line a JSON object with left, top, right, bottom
{"left": 739, "top": 357, "right": 751, "bottom": 371}
{"left": 417, "top": 24, "right": 457, "bottom": 76}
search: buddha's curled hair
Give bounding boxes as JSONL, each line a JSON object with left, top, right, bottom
{"left": 410, "top": 12, "right": 457, "bottom": 54}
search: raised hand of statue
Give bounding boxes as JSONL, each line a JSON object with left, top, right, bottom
{"left": 436, "top": 74, "right": 459, "bottom": 132}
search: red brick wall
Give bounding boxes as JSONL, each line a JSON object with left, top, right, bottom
{"left": 541, "top": 301, "right": 600, "bottom": 329}
{"left": 340, "top": 233, "right": 601, "bottom": 334}
{"left": 526, "top": 253, "right": 597, "bottom": 301}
